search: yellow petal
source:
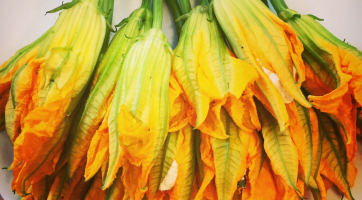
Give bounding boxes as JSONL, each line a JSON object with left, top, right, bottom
{"left": 168, "top": 125, "right": 195, "bottom": 200}
{"left": 168, "top": 74, "right": 189, "bottom": 132}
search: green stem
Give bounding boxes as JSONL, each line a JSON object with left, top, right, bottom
{"left": 165, "top": 0, "right": 183, "bottom": 36}
{"left": 152, "top": 0, "right": 163, "bottom": 29}
{"left": 141, "top": 0, "right": 152, "bottom": 9}
{"left": 269, "top": 0, "right": 289, "bottom": 14}
{"left": 99, "top": 0, "right": 115, "bottom": 56}
{"left": 179, "top": 0, "right": 191, "bottom": 14}
{"left": 201, "top": 0, "right": 208, "bottom": 6}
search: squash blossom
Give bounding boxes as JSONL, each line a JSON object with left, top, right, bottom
{"left": 6, "top": 0, "right": 111, "bottom": 196}
{"left": 103, "top": 0, "right": 174, "bottom": 198}
{"left": 110, "top": 29, "right": 171, "bottom": 198}
{"left": 67, "top": 5, "right": 153, "bottom": 179}
{"left": 172, "top": 5, "right": 257, "bottom": 139}
{"left": 213, "top": 0, "right": 312, "bottom": 133}
{"left": 269, "top": 0, "right": 360, "bottom": 162}
{"left": 273, "top": 2, "right": 362, "bottom": 107}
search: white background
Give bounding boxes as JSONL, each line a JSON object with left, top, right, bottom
{"left": 0, "top": 0, "right": 361, "bottom": 199}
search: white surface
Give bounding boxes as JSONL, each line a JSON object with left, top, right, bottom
{"left": 0, "top": 0, "right": 361, "bottom": 199}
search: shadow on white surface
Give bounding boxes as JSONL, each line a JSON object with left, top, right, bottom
{"left": 0, "top": 130, "right": 19, "bottom": 200}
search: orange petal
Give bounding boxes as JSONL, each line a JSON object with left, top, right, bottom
{"left": 240, "top": 130, "right": 263, "bottom": 196}
{"left": 224, "top": 88, "right": 261, "bottom": 132}
{"left": 194, "top": 133, "right": 215, "bottom": 200}
{"left": 190, "top": 98, "right": 228, "bottom": 139}
{"left": 249, "top": 159, "right": 278, "bottom": 200}
{"left": 121, "top": 159, "right": 145, "bottom": 200}
{"left": 309, "top": 85, "right": 356, "bottom": 159}
{"left": 339, "top": 45, "right": 362, "bottom": 106}
{"left": 48, "top": 161, "right": 86, "bottom": 200}
{"left": 84, "top": 114, "right": 110, "bottom": 181}
{"left": 68, "top": 176, "right": 92, "bottom": 200}
{"left": 31, "top": 175, "right": 54, "bottom": 200}
{"left": 0, "top": 46, "right": 39, "bottom": 95}
{"left": 84, "top": 170, "right": 106, "bottom": 200}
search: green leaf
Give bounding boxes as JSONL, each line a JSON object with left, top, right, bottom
{"left": 68, "top": 7, "right": 152, "bottom": 178}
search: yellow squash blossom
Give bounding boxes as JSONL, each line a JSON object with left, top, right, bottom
{"left": 67, "top": 5, "right": 153, "bottom": 178}
{"left": 270, "top": 0, "right": 361, "bottom": 161}
{"left": 173, "top": 5, "right": 257, "bottom": 138}
{"left": 213, "top": 0, "right": 312, "bottom": 133}
{"left": 271, "top": 0, "right": 362, "bottom": 107}
{"left": 7, "top": 0, "right": 110, "bottom": 196}
{"left": 103, "top": 1, "right": 173, "bottom": 195}
{"left": 101, "top": 2, "right": 191, "bottom": 198}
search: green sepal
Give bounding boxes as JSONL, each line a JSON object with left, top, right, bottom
{"left": 124, "top": 34, "right": 175, "bottom": 57}
{"left": 175, "top": 14, "right": 190, "bottom": 23}
{"left": 307, "top": 14, "right": 324, "bottom": 21}
{"left": 45, "top": 0, "right": 81, "bottom": 15}
{"left": 97, "top": 7, "right": 116, "bottom": 32}
{"left": 115, "top": 18, "right": 129, "bottom": 28}
{"left": 278, "top": 9, "right": 301, "bottom": 22}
